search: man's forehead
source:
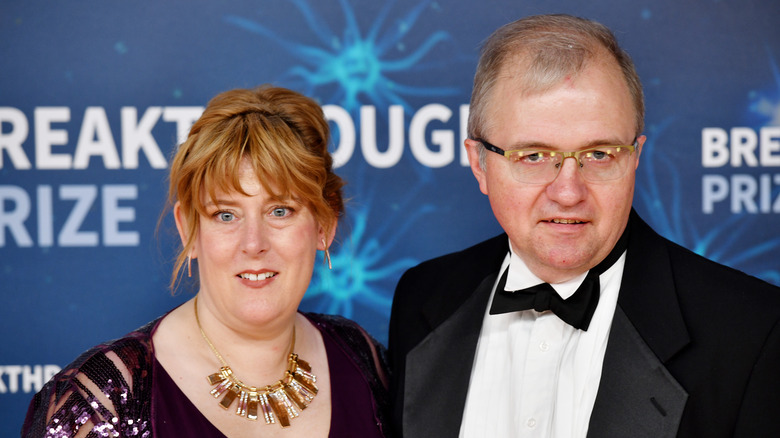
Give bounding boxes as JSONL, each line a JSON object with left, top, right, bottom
{"left": 495, "top": 49, "right": 622, "bottom": 93}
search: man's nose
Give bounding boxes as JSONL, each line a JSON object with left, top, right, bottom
{"left": 546, "top": 156, "right": 587, "bottom": 205}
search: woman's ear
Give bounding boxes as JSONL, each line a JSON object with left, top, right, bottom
{"left": 173, "top": 202, "right": 196, "bottom": 258}
{"left": 318, "top": 217, "right": 338, "bottom": 251}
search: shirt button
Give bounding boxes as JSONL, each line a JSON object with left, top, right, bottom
{"left": 539, "top": 341, "right": 550, "bottom": 351}
{"left": 527, "top": 418, "right": 536, "bottom": 428}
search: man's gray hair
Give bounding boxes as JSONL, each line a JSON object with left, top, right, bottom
{"left": 467, "top": 14, "right": 645, "bottom": 169}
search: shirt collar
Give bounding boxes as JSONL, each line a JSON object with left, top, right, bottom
{"left": 506, "top": 238, "right": 588, "bottom": 300}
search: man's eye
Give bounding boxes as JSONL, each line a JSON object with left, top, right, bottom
{"left": 524, "top": 153, "right": 540, "bottom": 162}
{"left": 518, "top": 151, "right": 550, "bottom": 163}
{"left": 586, "top": 148, "right": 620, "bottom": 162}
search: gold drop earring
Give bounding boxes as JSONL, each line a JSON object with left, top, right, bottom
{"left": 322, "top": 239, "right": 332, "bottom": 270}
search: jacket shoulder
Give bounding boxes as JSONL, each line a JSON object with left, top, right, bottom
{"left": 399, "top": 234, "right": 508, "bottom": 290}
{"left": 390, "top": 234, "right": 508, "bottom": 348}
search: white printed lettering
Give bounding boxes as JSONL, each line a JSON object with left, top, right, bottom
{"left": 34, "top": 107, "right": 71, "bottom": 169}
{"left": 58, "top": 185, "right": 99, "bottom": 246}
{"left": 323, "top": 105, "right": 355, "bottom": 168}
{"left": 0, "top": 107, "right": 32, "bottom": 169}
{"left": 21, "top": 365, "right": 43, "bottom": 393}
{"left": 702, "top": 174, "right": 780, "bottom": 214}
{"left": 361, "top": 105, "right": 404, "bottom": 168}
{"left": 760, "top": 127, "right": 780, "bottom": 166}
{"left": 0, "top": 365, "right": 61, "bottom": 394}
{"left": 103, "top": 185, "right": 139, "bottom": 246}
{"left": 409, "top": 104, "right": 454, "bottom": 168}
{"left": 0, "top": 186, "right": 33, "bottom": 247}
{"left": 702, "top": 127, "right": 780, "bottom": 168}
{"left": 2, "top": 365, "right": 22, "bottom": 393}
{"left": 121, "top": 107, "right": 168, "bottom": 169}
{"left": 702, "top": 175, "right": 729, "bottom": 214}
{"left": 73, "top": 107, "right": 120, "bottom": 169}
{"left": 730, "top": 127, "right": 759, "bottom": 167}
{"left": 162, "top": 106, "right": 204, "bottom": 146}
{"left": 37, "top": 185, "right": 53, "bottom": 247}
{"left": 731, "top": 174, "right": 759, "bottom": 213}
{"left": 460, "top": 104, "right": 470, "bottom": 166}
{"left": 0, "top": 185, "right": 141, "bottom": 247}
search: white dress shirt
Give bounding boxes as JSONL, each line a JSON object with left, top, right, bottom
{"left": 459, "top": 238, "right": 626, "bottom": 437}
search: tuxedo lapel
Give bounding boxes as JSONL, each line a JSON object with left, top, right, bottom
{"left": 588, "top": 210, "right": 691, "bottom": 436}
{"left": 588, "top": 307, "right": 688, "bottom": 437}
{"left": 402, "top": 272, "right": 498, "bottom": 438}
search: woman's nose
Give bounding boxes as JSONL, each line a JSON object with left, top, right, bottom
{"left": 240, "top": 219, "right": 269, "bottom": 255}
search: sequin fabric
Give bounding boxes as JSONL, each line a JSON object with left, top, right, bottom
{"left": 22, "top": 313, "right": 391, "bottom": 438}
{"left": 22, "top": 319, "right": 157, "bottom": 438}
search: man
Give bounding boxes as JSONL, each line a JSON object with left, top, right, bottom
{"left": 388, "top": 14, "right": 780, "bottom": 438}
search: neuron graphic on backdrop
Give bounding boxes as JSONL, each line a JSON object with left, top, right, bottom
{"left": 307, "top": 191, "right": 435, "bottom": 318}
{"left": 224, "top": 0, "right": 458, "bottom": 112}
{"left": 637, "top": 51, "right": 780, "bottom": 285}
{"left": 747, "top": 47, "right": 780, "bottom": 127}
{"left": 224, "top": 0, "right": 459, "bottom": 329}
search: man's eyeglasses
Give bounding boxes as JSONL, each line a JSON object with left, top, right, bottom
{"left": 476, "top": 138, "right": 639, "bottom": 184}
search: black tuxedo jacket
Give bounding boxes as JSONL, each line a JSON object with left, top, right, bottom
{"left": 388, "top": 210, "right": 780, "bottom": 437}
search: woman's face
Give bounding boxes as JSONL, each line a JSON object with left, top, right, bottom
{"left": 176, "top": 159, "right": 329, "bottom": 330}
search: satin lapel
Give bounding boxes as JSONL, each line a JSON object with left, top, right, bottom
{"left": 402, "top": 272, "right": 498, "bottom": 438}
{"left": 588, "top": 210, "right": 691, "bottom": 436}
{"left": 587, "top": 307, "right": 688, "bottom": 437}
{"left": 618, "top": 210, "right": 690, "bottom": 362}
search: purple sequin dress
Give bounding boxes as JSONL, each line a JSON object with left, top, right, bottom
{"left": 22, "top": 313, "right": 391, "bottom": 437}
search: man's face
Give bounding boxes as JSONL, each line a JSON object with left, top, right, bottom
{"left": 466, "top": 57, "right": 644, "bottom": 283}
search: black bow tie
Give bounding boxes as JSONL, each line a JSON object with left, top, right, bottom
{"left": 489, "top": 227, "right": 629, "bottom": 331}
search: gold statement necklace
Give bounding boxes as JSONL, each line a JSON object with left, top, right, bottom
{"left": 193, "top": 297, "right": 318, "bottom": 427}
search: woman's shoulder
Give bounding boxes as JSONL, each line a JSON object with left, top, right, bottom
{"left": 21, "top": 317, "right": 163, "bottom": 438}
{"left": 61, "top": 317, "right": 160, "bottom": 379}
{"left": 303, "top": 312, "right": 388, "bottom": 386}
{"left": 304, "top": 313, "right": 385, "bottom": 357}
{"left": 305, "top": 312, "right": 365, "bottom": 333}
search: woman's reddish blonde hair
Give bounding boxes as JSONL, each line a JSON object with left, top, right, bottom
{"left": 167, "top": 85, "right": 344, "bottom": 289}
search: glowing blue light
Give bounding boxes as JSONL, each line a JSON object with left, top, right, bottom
{"left": 224, "top": 0, "right": 459, "bottom": 112}
{"left": 636, "top": 115, "right": 780, "bottom": 286}
{"left": 305, "top": 201, "right": 427, "bottom": 317}
{"left": 746, "top": 49, "right": 780, "bottom": 126}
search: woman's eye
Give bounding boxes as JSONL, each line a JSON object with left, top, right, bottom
{"left": 271, "top": 207, "right": 290, "bottom": 217}
{"left": 217, "top": 212, "right": 235, "bottom": 222}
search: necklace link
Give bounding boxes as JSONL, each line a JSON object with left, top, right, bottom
{"left": 193, "top": 297, "right": 318, "bottom": 427}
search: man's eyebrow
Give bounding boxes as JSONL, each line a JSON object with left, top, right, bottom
{"left": 507, "top": 138, "right": 629, "bottom": 150}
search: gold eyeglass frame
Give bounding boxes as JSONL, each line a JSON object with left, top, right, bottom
{"left": 476, "top": 137, "right": 639, "bottom": 183}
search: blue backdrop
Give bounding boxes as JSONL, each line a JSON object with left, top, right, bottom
{"left": 2, "top": 0, "right": 779, "bottom": 434}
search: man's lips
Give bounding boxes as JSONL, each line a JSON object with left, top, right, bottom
{"left": 544, "top": 218, "right": 586, "bottom": 224}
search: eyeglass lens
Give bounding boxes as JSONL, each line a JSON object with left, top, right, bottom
{"left": 508, "top": 146, "right": 633, "bottom": 183}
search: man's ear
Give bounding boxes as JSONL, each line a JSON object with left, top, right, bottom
{"left": 465, "top": 138, "right": 489, "bottom": 195}
{"left": 634, "top": 134, "right": 646, "bottom": 169}
{"left": 173, "top": 202, "right": 196, "bottom": 259}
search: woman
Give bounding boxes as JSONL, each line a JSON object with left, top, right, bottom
{"left": 23, "top": 86, "right": 390, "bottom": 437}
